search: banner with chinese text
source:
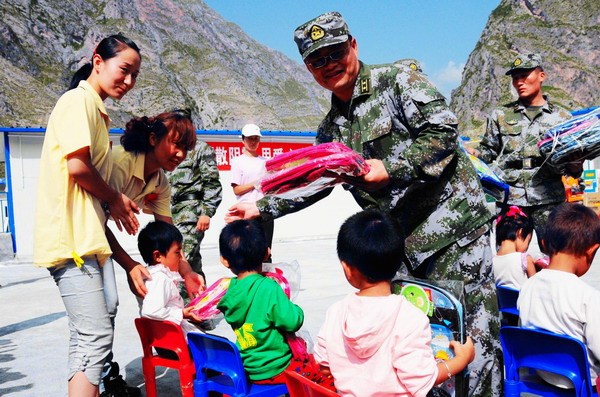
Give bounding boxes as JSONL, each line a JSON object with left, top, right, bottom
{"left": 206, "top": 141, "right": 312, "bottom": 170}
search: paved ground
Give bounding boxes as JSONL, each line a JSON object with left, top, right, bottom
{"left": 1, "top": 237, "right": 599, "bottom": 396}
{"left": 0, "top": 238, "right": 353, "bottom": 396}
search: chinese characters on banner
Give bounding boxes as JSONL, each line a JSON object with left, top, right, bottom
{"left": 206, "top": 141, "right": 312, "bottom": 170}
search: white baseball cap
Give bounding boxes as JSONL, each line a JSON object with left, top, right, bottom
{"left": 241, "top": 123, "right": 262, "bottom": 137}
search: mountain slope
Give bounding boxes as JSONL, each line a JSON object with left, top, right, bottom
{"left": 451, "top": 0, "right": 600, "bottom": 136}
{"left": 0, "top": 0, "right": 329, "bottom": 130}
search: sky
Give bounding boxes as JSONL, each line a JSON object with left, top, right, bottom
{"left": 203, "top": 0, "right": 501, "bottom": 99}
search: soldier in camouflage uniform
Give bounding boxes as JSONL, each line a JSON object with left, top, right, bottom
{"left": 168, "top": 140, "right": 222, "bottom": 283}
{"left": 227, "top": 11, "right": 500, "bottom": 397}
{"left": 474, "top": 53, "right": 582, "bottom": 244}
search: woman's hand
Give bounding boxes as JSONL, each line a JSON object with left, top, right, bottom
{"left": 184, "top": 272, "right": 206, "bottom": 299}
{"left": 127, "top": 263, "right": 151, "bottom": 297}
{"left": 108, "top": 193, "right": 140, "bottom": 235}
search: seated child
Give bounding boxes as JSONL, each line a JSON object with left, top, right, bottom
{"left": 518, "top": 203, "right": 600, "bottom": 388}
{"left": 216, "top": 220, "right": 334, "bottom": 389}
{"left": 493, "top": 205, "right": 535, "bottom": 289}
{"left": 136, "top": 220, "right": 203, "bottom": 336}
{"left": 314, "top": 209, "right": 475, "bottom": 397}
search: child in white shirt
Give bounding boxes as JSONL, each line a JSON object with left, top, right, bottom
{"left": 518, "top": 203, "right": 600, "bottom": 388}
{"left": 493, "top": 206, "right": 535, "bottom": 289}
{"left": 136, "top": 221, "right": 203, "bottom": 336}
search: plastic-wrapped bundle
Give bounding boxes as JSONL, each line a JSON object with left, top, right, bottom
{"left": 260, "top": 142, "right": 370, "bottom": 198}
{"left": 186, "top": 262, "right": 300, "bottom": 320}
{"left": 538, "top": 107, "right": 600, "bottom": 167}
{"left": 460, "top": 144, "right": 509, "bottom": 202}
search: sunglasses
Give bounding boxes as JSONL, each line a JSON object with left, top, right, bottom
{"left": 305, "top": 42, "right": 351, "bottom": 69}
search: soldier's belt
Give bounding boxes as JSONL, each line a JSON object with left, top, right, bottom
{"left": 504, "top": 158, "right": 543, "bottom": 170}
{"left": 176, "top": 192, "right": 204, "bottom": 202}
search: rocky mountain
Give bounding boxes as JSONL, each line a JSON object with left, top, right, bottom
{"left": 451, "top": 0, "right": 600, "bottom": 137}
{"left": 0, "top": 0, "right": 329, "bottom": 130}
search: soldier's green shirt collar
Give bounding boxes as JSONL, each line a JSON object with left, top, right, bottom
{"left": 514, "top": 94, "right": 554, "bottom": 113}
{"left": 353, "top": 61, "right": 372, "bottom": 98}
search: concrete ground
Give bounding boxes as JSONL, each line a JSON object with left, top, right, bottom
{"left": 0, "top": 238, "right": 353, "bottom": 396}
{"left": 2, "top": 237, "right": 599, "bottom": 397}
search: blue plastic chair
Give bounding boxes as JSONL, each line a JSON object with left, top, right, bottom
{"left": 500, "top": 326, "right": 598, "bottom": 397}
{"left": 188, "top": 332, "right": 288, "bottom": 397}
{"left": 496, "top": 285, "right": 519, "bottom": 316}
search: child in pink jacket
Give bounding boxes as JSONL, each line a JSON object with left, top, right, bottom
{"left": 314, "top": 210, "right": 475, "bottom": 397}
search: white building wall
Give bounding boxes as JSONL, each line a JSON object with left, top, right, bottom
{"left": 7, "top": 133, "right": 361, "bottom": 262}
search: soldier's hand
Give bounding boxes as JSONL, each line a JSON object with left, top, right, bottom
{"left": 341, "top": 159, "right": 391, "bottom": 191}
{"left": 196, "top": 215, "right": 211, "bottom": 232}
{"left": 127, "top": 263, "right": 151, "bottom": 298}
{"left": 225, "top": 202, "right": 260, "bottom": 222}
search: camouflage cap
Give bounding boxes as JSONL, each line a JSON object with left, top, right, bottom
{"left": 505, "top": 53, "right": 543, "bottom": 75}
{"left": 293, "top": 11, "right": 350, "bottom": 60}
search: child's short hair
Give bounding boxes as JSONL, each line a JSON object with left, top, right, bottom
{"left": 495, "top": 205, "right": 534, "bottom": 246}
{"left": 544, "top": 203, "right": 600, "bottom": 257}
{"left": 138, "top": 221, "right": 183, "bottom": 265}
{"left": 337, "top": 209, "right": 404, "bottom": 282}
{"left": 219, "top": 220, "right": 267, "bottom": 273}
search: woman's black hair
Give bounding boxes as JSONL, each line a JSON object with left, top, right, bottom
{"left": 495, "top": 207, "right": 534, "bottom": 246}
{"left": 121, "top": 110, "right": 196, "bottom": 154}
{"left": 69, "top": 34, "right": 141, "bottom": 90}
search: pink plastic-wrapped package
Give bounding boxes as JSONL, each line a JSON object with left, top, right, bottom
{"left": 260, "top": 142, "right": 370, "bottom": 199}
{"left": 186, "top": 262, "right": 301, "bottom": 321}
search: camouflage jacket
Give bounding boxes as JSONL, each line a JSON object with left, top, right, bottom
{"left": 167, "top": 140, "right": 223, "bottom": 224}
{"left": 258, "top": 62, "right": 491, "bottom": 269}
{"left": 477, "top": 96, "right": 572, "bottom": 206}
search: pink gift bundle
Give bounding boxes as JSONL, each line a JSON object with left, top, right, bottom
{"left": 186, "top": 269, "right": 294, "bottom": 321}
{"left": 260, "top": 142, "right": 370, "bottom": 198}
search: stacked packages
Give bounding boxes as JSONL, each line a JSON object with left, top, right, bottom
{"left": 538, "top": 107, "right": 600, "bottom": 168}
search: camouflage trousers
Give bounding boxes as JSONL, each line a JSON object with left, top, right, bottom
{"left": 406, "top": 229, "right": 502, "bottom": 397}
{"left": 178, "top": 223, "right": 205, "bottom": 277}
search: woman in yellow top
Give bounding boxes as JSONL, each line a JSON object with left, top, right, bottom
{"left": 106, "top": 111, "right": 205, "bottom": 308}
{"left": 33, "top": 35, "right": 141, "bottom": 397}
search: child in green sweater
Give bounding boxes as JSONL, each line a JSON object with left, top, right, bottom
{"left": 217, "top": 220, "right": 334, "bottom": 389}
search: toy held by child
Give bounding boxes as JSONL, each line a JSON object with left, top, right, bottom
{"left": 493, "top": 206, "right": 536, "bottom": 290}
{"left": 518, "top": 203, "right": 600, "bottom": 389}
{"left": 315, "top": 209, "right": 475, "bottom": 397}
{"left": 216, "top": 220, "right": 335, "bottom": 390}
{"left": 136, "top": 221, "right": 205, "bottom": 336}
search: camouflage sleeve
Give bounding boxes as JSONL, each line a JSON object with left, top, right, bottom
{"left": 381, "top": 70, "right": 459, "bottom": 185}
{"left": 477, "top": 112, "right": 502, "bottom": 164}
{"left": 256, "top": 187, "right": 334, "bottom": 219}
{"left": 255, "top": 119, "right": 336, "bottom": 218}
{"left": 196, "top": 143, "right": 222, "bottom": 218}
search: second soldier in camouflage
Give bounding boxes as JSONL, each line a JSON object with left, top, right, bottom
{"left": 168, "top": 139, "right": 223, "bottom": 287}
{"left": 476, "top": 52, "right": 582, "bottom": 244}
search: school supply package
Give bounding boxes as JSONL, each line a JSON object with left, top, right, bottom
{"left": 260, "top": 142, "right": 370, "bottom": 198}
{"left": 538, "top": 107, "right": 600, "bottom": 170}
{"left": 392, "top": 278, "right": 467, "bottom": 397}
